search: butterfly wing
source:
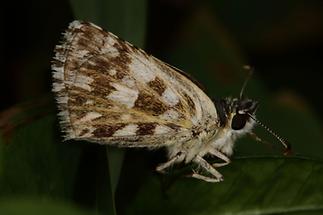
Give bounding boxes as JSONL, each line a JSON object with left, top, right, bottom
{"left": 52, "top": 21, "right": 218, "bottom": 148}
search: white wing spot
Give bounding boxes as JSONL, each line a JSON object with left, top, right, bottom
{"left": 69, "top": 20, "right": 82, "bottom": 29}
{"left": 73, "top": 74, "right": 93, "bottom": 91}
{"left": 85, "top": 100, "right": 94, "bottom": 105}
{"left": 107, "top": 83, "right": 139, "bottom": 108}
{"left": 57, "top": 96, "right": 68, "bottom": 104}
{"left": 52, "top": 69, "right": 64, "bottom": 80}
{"left": 191, "top": 116, "right": 199, "bottom": 125}
{"left": 161, "top": 87, "right": 179, "bottom": 106}
{"left": 121, "top": 76, "right": 136, "bottom": 88}
{"left": 114, "top": 124, "right": 138, "bottom": 136}
{"left": 108, "top": 69, "right": 117, "bottom": 76}
{"left": 159, "top": 109, "right": 179, "bottom": 120}
{"left": 154, "top": 125, "right": 173, "bottom": 135}
{"left": 75, "top": 126, "right": 96, "bottom": 138}
{"left": 130, "top": 55, "right": 156, "bottom": 83}
{"left": 52, "top": 82, "right": 64, "bottom": 92}
{"left": 98, "top": 32, "right": 120, "bottom": 58}
{"left": 121, "top": 114, "right": 132, "bottom": 121}
{"left": 77, "top": 112, "right": 102, "bottom": 123}
{"left": 74, "top": 49, "right": 89, "bottom": 58}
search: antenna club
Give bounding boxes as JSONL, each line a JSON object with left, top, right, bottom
{"left": 243, "top": 65, "right": 251, "bottom": 70}
{"left": 283, "top": 141, "right": 292, "bottom": 156}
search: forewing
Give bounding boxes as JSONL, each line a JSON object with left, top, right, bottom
{"left": 52, "top": 21, "right": 217, "bottom": 147}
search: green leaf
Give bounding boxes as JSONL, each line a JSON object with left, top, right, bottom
{"left": 125, "top": 157, "right": 323, "bottom": 215}
{"left": 69, "top": 0, "right": 147, "bottom": 46}
{"left": 106, "top": 147, "right": 124, "bottom": 195}
{"left": 0, "top": 114, "right": 82, "bottom": 199}
{"left": 0, "top": 198, "right": 97, "bottom": 215}
{"left": 166, "top": 7, "right": 249, "bottom": 97}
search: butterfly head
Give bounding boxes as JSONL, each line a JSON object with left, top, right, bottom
{"left": 215, "top": 97, "right": 258, "bottom": 132}
{"left": 230, "top": 98, "right": 258, "bottom": 130}
{"left": 213, "top": 66, "right": 291, "bottom": 153}
{"left": 213, "top": 66, "right": 258, "bottom": 132}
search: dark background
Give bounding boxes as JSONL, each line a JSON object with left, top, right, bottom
{"left": 1, "top": 1, "right": 323, "bottom": 214}
{"left": 2, "top": 0, "right": 323, "bottom": 116}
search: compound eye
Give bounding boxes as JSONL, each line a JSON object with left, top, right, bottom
{"left": 231, "top": 114, "right": 249, "bottom": 130}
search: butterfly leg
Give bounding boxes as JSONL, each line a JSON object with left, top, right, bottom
{"left": 190, "top": 155, "right": 224, "bottom": 182}
{"left": 208, "top": 148, "right": 231, "bottom": 168}
{"left": 190, "top": 171, "right": 221, "bottom": 183}
{"left": 156, "top": 152, "right": 185, "bottom": 173}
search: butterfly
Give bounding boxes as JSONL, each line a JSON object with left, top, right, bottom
{"left": 52, "top": 21, "right": 290, "bottom": 182}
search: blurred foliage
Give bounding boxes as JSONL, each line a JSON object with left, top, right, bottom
{"left": 0, "top": 198, "right": 97, "bottom": 215}
{"left": 1, "top": 0, "right": 323, "bottom": 215}
{"left": 126, "top": 158, "right": 323, "bottom": 215}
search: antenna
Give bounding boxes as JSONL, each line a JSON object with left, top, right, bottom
{"left": 247, "top": 113, "right": 292, "bottom": 155}
{"left": 240, "top": 65, "right": 254, "bottom": 99}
